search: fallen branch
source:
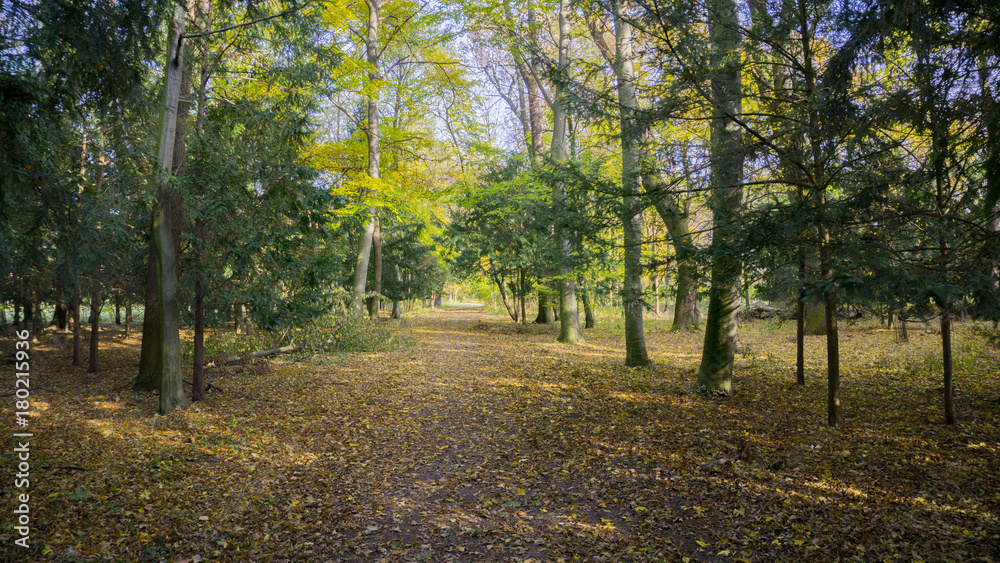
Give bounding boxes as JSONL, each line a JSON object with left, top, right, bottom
{"left": 202, "top": 339, "right": 338, "bottom": 370}
{"left": 203, "top": 343, "right": 305, "bottom": 369}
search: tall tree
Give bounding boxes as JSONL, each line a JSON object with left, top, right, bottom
{"left": 351, "top": 0, "right": 382, "bottom": 316}
{"left": 552, "top": 0, "right": 583, "bottom": 344}
{"left": 696, "top": 0, "right": 744, "bottom": 394}
{"left": 613, "top": 0, "right": 650, "bottom": 365}
{"left": 136, "top": 1, "right": 196, "bottom": 393}
{"left": 152, "top": 3, "right": 191, "bottom": 414}
{"left": 582, "top": 2, "right": 700, "bottom": 332}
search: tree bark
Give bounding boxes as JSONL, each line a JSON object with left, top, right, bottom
{"left": 135, "top": 247, "right": 161, "bottom": 391}
{"left": 368, "top": 215, "right": 382, "bottom": 319}
{"left": 552, "top": 0, "right": 582, "bottom": 344}
{"left": 805, "top": 303, "right": 826, "bottom": 334}
{"left": 153, "top": 4, "right": 191, "bottom": 414}
{"left": 124, "top": 298, "right": 132, "bottom": 338}
{"left": 825, "top": 290, "right": 840, "bottom": 426}
{"left": 352, "top": 0, "right": 381, "bottom": 317}
{"left": 580, "top": 276, "right": 595, "bottom": 329}
{"left": 506, "top": 4, "right": 546, "bottom": 163}
{"left": 585, "top": 6, "right": 698, "bottom": 332}
{"left": 54, "top": 299, "right": 68, "bottom": 331}
{"left": 191, "top": 0, "right": 212, "bottom": 403}
{"left": 613, "top": 0, "right": 650, "bottom": 366}
{"left": 794, "top": 0, "right": 837, "bottom": 423}
{"left": 653, "top": 271, "right": 661, "bottom": 316}
{"left": 696, "top": 0, "right": 744, "bottom": 394}
{"left": 137, "top": 1, "right": 193, "bottom": 393}
{"left": 672, "top": 252, "right": 699, "bottom": 330}
{"left": 534, "top": 290, "right": 552, "bottom": 324}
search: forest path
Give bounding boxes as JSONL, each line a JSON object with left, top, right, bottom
{"left": 321, "top": 308, "right": 671, "bottom": 561}
{"left": 15, "top": 310, "right": 1000, "bottom": 562}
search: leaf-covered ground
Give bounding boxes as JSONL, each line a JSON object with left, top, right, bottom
{"left": 2, "top": 309, "right": 999, "bottom": 562}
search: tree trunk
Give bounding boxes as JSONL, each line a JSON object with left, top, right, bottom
{"left": 825, "top": 292, "right": 840, "bottom": 426}
{"left": 137, "top": 2, "right": 192, "bottom": 394}
{"left": 506, "top": 5, "right": 546, "bottom": 163}
{"left": 743, "top": 271, "right": 751, "bottom": 314}
{"left": 135, "top": 251, "right": 160, "bottom": 390}
{"left": 54, "top": 299, "right": 68, "bottom": 331}
{"left": 368, "top": 215, "right": 382, "bottom": 319}
{"left": 124, "top": 298, "right": 132, "bottom": 338}
{"left": 585, "top": 3, "right": 699, "bottom": 323}
{"left": 88, "top": 267, "right": 101, "bottom": 373}
{"left": 72, "top": 297, "right": 81, "bottom": 366}
{"left": 352, "top": 0, "right": 381, "bottom": 317}
{"left": 153, "top": 4, "right": 191, "bottom": 414}
{"left": 579, "top": 276, "right": 595, "bottom": 329}
{"left": 805, "top": 302, "right": 826, "bottom": 335}
{"left": 672, "top": 258, "right": 699, "bottom": 331}
{"left": 696, "top": 0, "right": 744, "bottom": 394}
{"left": 895, "top": 315, "right": 908, "bottom": 342}
{"left": 552, "top": 0, "right": 582, "bottom": 344}
{"left": 613, "top": 0, "right": 651, "bottom": 366}
{"left": 190, "top": 0, "right": 212, "bottom": 403}
{"left": 534, "top": 290, "right": 552, "bottom": 324}
{"left": 115, "top": 299, "right": 121, "bottom": 325}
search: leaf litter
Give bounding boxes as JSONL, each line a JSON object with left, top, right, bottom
{"left": 1, "top": 310, "right": 999, "bottom": 562}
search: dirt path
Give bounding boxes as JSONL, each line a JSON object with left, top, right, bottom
{"left": 8, "top": 308, "right": 999, "bottom": 562}
{"left": 319, "top": 309, "right": 661, "bottom": 561}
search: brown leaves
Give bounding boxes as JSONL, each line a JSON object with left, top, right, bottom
{"left": 3, "top": 315, "right": 999, "bottom": 561}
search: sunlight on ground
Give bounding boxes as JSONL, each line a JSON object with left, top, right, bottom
{"left": 3, "top": 312, "right": 998, "bottom": 561}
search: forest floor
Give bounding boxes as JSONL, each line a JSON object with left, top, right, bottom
{"left": 2, "top": 308, "right": 1000, "bottom": 562}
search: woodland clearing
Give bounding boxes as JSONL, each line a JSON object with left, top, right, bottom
{"left": 2, "top": 308, "right": 999, "bottom": 562}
